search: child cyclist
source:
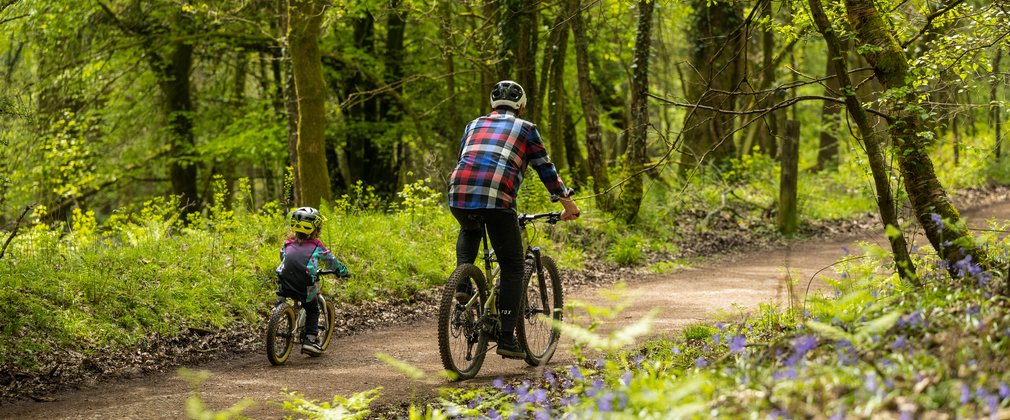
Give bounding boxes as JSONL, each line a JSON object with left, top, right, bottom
{"left": 275, "top": 207, "right": 350, "bottom": 355}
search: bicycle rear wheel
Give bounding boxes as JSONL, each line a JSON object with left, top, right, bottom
{"left": 311, "top": 296, "right": 336, "bottom": 356}
{"left": 266, "top": 302, "right": 296, "bottom": 365}
{"left": 437, "top": 263, "right": 489, "bottom": 380}
{"left": 517, "top": 254, "right": 563, "bottom": 367}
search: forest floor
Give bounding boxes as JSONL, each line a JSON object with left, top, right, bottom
{"left": 2, "top": 186, "right": 1009, "bottom": 419}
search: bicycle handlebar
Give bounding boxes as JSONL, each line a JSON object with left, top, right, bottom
{"left": 518, "top": 212, "right": 562, "bottom": 225}
{"left": 318, "top": 270, "right": 351, "bottom": 278}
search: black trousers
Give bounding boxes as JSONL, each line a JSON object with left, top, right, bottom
{"left": 450, "top": 207, "right": 524, "bottom": 329}
{"left": 303, "top": 296, "right": 321, "bottom": 339}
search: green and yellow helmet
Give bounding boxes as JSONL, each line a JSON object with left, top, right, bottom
{"left": 289, "top": 207, "right": 324, "bottom": 235}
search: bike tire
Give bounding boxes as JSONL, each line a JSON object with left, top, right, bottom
{"left": 437, "top": 263, "right": 489, "bottom": 380}
{"left": 310, "top": 296, "right": 336, "bottom": 356}
{"left": 266, "top": 302, "right": 296, "bottom": 366}
{"left": 517, "top": 254, "right": 564, "bottom": 367}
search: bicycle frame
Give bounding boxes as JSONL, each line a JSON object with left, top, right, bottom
{"left": 458, "top": 212, "right": 560, "bottom": 329}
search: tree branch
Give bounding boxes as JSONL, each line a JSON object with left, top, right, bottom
{"left": 900, "top": 0, "right": 967, "bottom": 49}
{"left": 647, "top": 92, "right": 892, "bottom": 120}
{"left": 0, "top": 205, "right": 32, "bottom": 260}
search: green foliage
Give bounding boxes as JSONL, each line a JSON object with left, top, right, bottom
{"left": 279, "top": 388, "right": 381, "bottom": 420}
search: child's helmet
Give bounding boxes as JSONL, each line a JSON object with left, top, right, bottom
{"left": 290, "top": 207, "right": 323, "bottom": 234}
{"left": 490, "top": 80, "right": 527, "bottom": 110}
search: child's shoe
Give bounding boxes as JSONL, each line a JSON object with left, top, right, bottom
{"left": 301, "top": 336, "right": 324, "bottom": 355}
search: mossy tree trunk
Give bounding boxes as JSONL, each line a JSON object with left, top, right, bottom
{"left": 287, "top": 0, "right": 331, "bottom": 207}
{"left": 570, "top": 0, "right": 612, "bottom": 211}
{"left": 616, "top": 0, "right": 654, "bottom": 224}
{"left": 809, "top": 0, "right": 916, "bottom": 282}
{"left": 843, "top": 0, "right": 989, "bottom": 273}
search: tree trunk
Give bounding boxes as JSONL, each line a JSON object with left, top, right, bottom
{"left": 615, "top": 0, "right": 654, "bottom": 224}
{"left": 809, "top": 0, "right": 916, "bottom": 281}
{"left": 815, "top": 39, "right": 847, "bottom": 172}
{"left": 993, "top": 49, "right": 1003, "bottom": 159}
{"left": 570, "top": 0, "right": 612, "bottom": 210}
{"left": 287, "top": 0, "right": 331, "bottom": 207}
{"left": 546, "top": 7, "right": 570, "bottom": 172}
{"left": 680, "top": 0, "right": 742, "bottom": 173}
{"left": 151, "top": 14, "right": 199, "bottom": 217}
{"left": 497, "top": 0, "right": 538, "bottom": 123}
{"left": 843, "top": 0, "right": 988, "bottom": 273}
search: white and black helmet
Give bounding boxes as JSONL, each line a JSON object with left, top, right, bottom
{"left": 490, "top": 80, "right": 527, "bottom": 110}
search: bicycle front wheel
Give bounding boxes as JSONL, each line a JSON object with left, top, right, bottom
{"left": 266, "top": 302, "right": 296, "bottom": 365}
{"left": 312, "top": 296, "right": 336, "bottom": 355}
{"left": 517, "top": 254, "right": 564, "bottom": 367}
{"left": 437, "top": 263, "right": 489, "bottom": 380}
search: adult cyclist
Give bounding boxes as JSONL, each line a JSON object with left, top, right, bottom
{"left": 447, "top": 80, "right": 581, "bottom": 359}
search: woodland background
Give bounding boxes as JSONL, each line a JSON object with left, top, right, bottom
{"left": 1, "top": 0, "right": 1010, "bottom": 417}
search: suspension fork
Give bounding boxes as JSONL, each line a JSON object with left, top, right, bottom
{"left": 528, "top": 247, "right": 549, "bottom": 314}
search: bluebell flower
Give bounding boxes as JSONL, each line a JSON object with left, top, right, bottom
{"left": 793, "top": 335, "right": 817, "bottom": 356}
{"left": 729, "top": 335, "right": 747, "bottom": 354}
{"left": 621, "top": 371, "right": 633, "bottom": 386}
{"left": 632, "top": 355, "right": 645, "bottom": 367}
{"left": 533, "top": 388, "right": 548, "bottom": 405}
{"left": 773, "top": 366, "right": 797, "bottom": 381}
{"left": 716, "top": 322, "right": 726, "bottom": 331}
{"left": 713, "top": 333, "right": 721, "bottom": 346}
{"left": 598, "top": 392, "right": 615, "bottom": 412}
{"left": 985, "top": 395, "right": 999, "bottom": 417}
{"left": 544, "top": 371, "right": 557, "bottom": 389}
{"left": 864, "top": 372, "right": 878, "bottom": 393}
{"left": 487, "top": 409, "right": 502, "bottom": 420}
{"left": 672, "top": 346, "right": 681, "bottom": 355}
{"left": 534, "top": 408, "right": 551, "bottom": 420}
{"left": 891, "top": 335, "right": 906, "bottom": 350}
{"left": 559, "top": 395, "right": 579, "bottom": 407}
{"left": 492, "top": 378, "right": 506, "bottom": 390}
{"left": 931, "top": 213, "right": 943, "bottom": 231}
{"left": 568, "top": 365, "right": 584, "bottom": 381}
{"left": 899, "top": 410, "right": 914, "bottom": 420}
{"left": 960, "top": 384, "right": 970, "bottom": 404}
{"left": 586, "top": 378, "right": 605, "bottom": 397}
{"left": 618, "top": 393, "right": 628, "bottom": 410}
{"left": 595, "top": 359, "right": 605, "bottom": 369}
{"left": 694, "top": 356, "right": 709, "bottom": 368}
{"left": 841, "top": 245, "right": 852, "bottom": 255}
{"left": 999, "top": 382, "right": 1009, "bottom": 399}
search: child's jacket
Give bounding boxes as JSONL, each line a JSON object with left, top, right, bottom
{"left": 275, "top": 238, "right": 348, "bottom": 303}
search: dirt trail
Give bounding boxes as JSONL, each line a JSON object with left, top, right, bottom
{"left": 2, "top": 200, "right": 1008, "bottom": 419}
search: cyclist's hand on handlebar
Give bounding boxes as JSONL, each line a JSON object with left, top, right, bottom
{"left": 560, "top": 197, "right": 581, "bottom": 221}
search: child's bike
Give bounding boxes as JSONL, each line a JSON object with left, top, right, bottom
{"left": 438, "top": 212, "right": 565, "bottom": 380}
{"left": 266, "top": 270, "right": 347, "bottom": 365}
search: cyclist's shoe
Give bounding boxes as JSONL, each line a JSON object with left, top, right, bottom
{"left": 301, "top": 336, "right": 324, "bottom": 356}
{"left": 496, "top": 336, "right": 526, "bottom": 359}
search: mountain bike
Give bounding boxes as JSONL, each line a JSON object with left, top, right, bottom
{"left": 266, "top": 270, "right": 347, "bottom": 365}
{"left": 438, "top": 212, "right": 565, "bottom": 380}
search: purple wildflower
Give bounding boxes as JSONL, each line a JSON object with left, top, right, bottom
{"left": 598, "top": 392, "right": 615, "bottom": 412}
{"left": 864, "top": 372, "right": 878, "bottom": 393}
{"left": 694, "top": 356, "right": 709, "bottom": 368}
{"left": 793, "top": 335, "right": 818, "bottom": 356}
{"left": 632, "top": 355, "right": 645, "bottom": 367}
{"left": 595, "top": 358, "right": 606, "bottom": 369}
{"left": 713, "top": 333, "right": 721, "bottom": 346}
{"left": 729, "top": 335, "right": 747, "bottom": 354}
{"left": 961, "top": 384, "right": 971, "bottom": 404}
{"left": 487, "top": 409, "right": 502, "bottom": 420}
{"left": 586, "top": 378, "right": 605, "bottom": 397}
{"left": 773, "top": 366, "right": 797, "bottom": 381}
{"left": 560, "top": 395, "right": 579, "bottom": 407}
{"left": 568, "top": 365, "right": 584, "bottom": 381}
{"left": 532, "top": 388, "right": 548, "bottom": 405}
{"left": 672, "top": 346, "right": 681, "bottom": 355}
{"left": 999, "top": 383, "right": 1009, "bottom": 399}
{"left": 534, "top": 408, "right": 551, "bottom": 420}
{"left": 621, "top": 371, "right": 633, "bottom": 386}
{"left": 492, "top": 378, "right": 506, "bottom": 390}
{"left": 544, "top": 371, "right": 557, "bottom": 389}
{"left": 892, "top": 335, "right": 907, "bottom": 350}
{"left": 931, "top": 213, "right": 943, "bottom": 231}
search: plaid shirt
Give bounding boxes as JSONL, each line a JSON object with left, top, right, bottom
{"left": 449, "top": 109, "right": 570, "bottom": 210}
